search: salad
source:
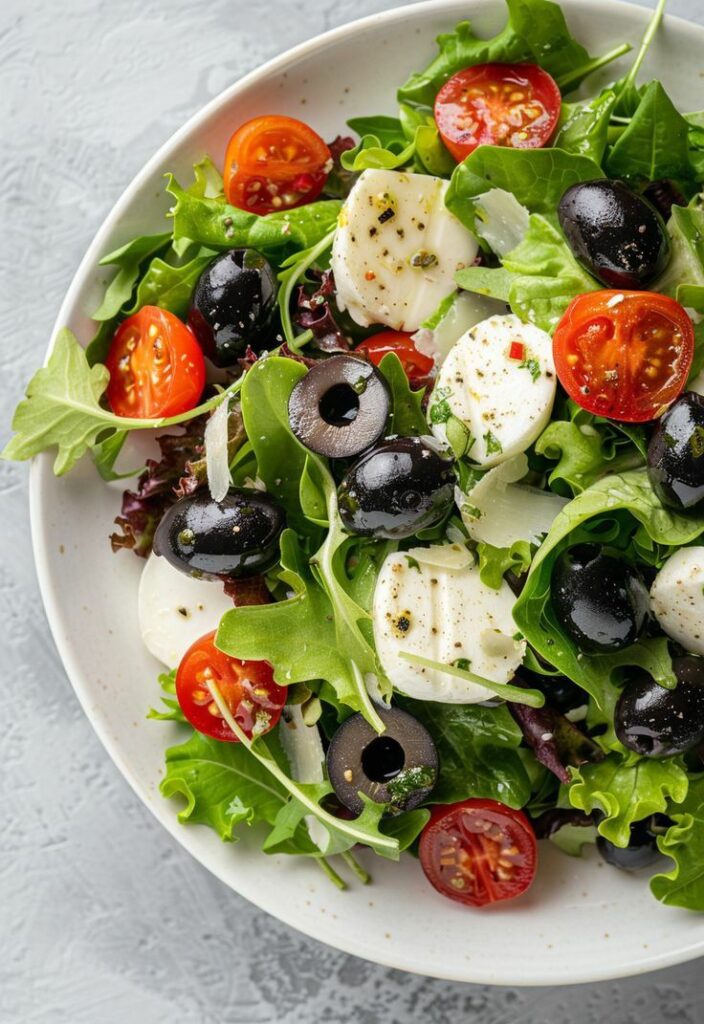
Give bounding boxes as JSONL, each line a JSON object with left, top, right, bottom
{"left": 7, "top": 0, "right": 704, "bottom": 911}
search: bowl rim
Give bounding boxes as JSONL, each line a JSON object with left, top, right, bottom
{"left": 28, "top": 0, "right": 704, "bottom": 985}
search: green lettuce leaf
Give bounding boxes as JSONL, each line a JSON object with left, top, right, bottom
{"left": 456, "top": 213, "right": 599, "bottom": 334}
{"left": 513, "top": 470, "right": 704, "bottom": 707}
{"left": 166, "top": 175, "right": 341, "bottom": 257}
{"left": 606, "top": 81, "right": 695, "bottom": 183}
{"left": 377, "top": 352, "right": 427, "bottom": 436}
{"left": 651, "top": 776, "right": 704, "bottom": 910}
{"left": 147, "top": 669, "right": 185, "bottom": 723}
{"left": 397, "top": 697, "right": 532, "bottom": 807}
{"left": 446, "top": 147, "right": 603, "bottom": 229}
{"left": 654, "top": 198, "right": 704, "bottom": 312}
{"left": 477, "top": 539, "right": 532, "bottom": 590}
{"left": 568, "top": 753, "right": 688, "bottom": 848}
{"left": 397, "top": 0, "right": 624, "bottom": 107}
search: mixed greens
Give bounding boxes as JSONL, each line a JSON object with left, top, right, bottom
{"left": 7, "top": 0, "right": 704, "bottom": 911}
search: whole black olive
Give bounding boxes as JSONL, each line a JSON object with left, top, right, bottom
{"left": 188, "top": 248, "right": 278, "bottom": 367}
{"left": 326, "top": 706, "right": 438, "bottom": 816}
{"left": 338, "top": 436, "right": 455, "bottom": 539}
{"left": 153, "top": 488, "right": 285, "bottom": 579}
{"left": 558, "top": 179, "right": 670, "bottom": 289}
{"left": 514, "top": 667, "right": 587, "bottom": 716}
{"left": 551, "top": 544, "right": 649, "bottom": 654}
{"left": 288, "top": 355, "right": 390, "bottom": 458}
{"left": 597, "top": 814, "right": 671, "bottom": 871}
{"left": 615, "top": 656, "right": 704, "bottom": 757}
{"left": 647, "top": 392, "right": 704, "bottom": 515}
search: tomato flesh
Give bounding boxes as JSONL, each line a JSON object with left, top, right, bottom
{"left": 356, "top": 331, "right": 435, "bottom": 386}
{"left": 105, "top": 306, "right": 205, "bottom": 419}
{"left": 175, "top": 631, "right": 285, "bottom": 742}
{"left": 224, "top": 115, "right": 331, "bottom": 214}
{"left": 419, "top": 799, "right": 537, "bottom": 907}
{"left": 434, "top": 63, "right": 562, "bottom": 163}
{"left": 553, "top": 291, "right": 694, "bottom": 422}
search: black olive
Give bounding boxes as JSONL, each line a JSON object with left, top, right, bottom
{"left": 338, "top": 436, "right": 455, "bottom": 539}
{"left": 642, "top": 179, "right": 687, "bottom": 221}
{"left": 153, "top": 488, "right": 284, "bottom": 579}
{"left": 597, "top": 814, "right": 671, "bottom": 871}
{"left": 647, "top": 392, "right": 704, "bottom": 515}
{"left": 326, "top": 706, "right": 438, "bottom": 816}
{"left": 288, "top": 355, "right": 390, "bottom": 458}
{"left": 558, "top": 179, "right": 670, "bottom": 289}
{"left": 188, "top": 248, "right": 278, "bottom": 367}
{"left": 615, "top": 656, "right": 704, "bottom": 757}
{"left": 551, "top": 544, "right": 649, "bottom": 654}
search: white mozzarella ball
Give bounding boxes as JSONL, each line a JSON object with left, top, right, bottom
{"left": 331, "top": 168, "right": 479, "bottom": 332}
{"left": 138, "top": 552, "right": 234, "bottom": 668}
{"left": 429, "top": 313, "right": 556, "bottom": 466}
{"left": 650, "top": 547, "right": 704, "bottom": 656}
{"left": 372, "top": 544, "right": 525, "bottom": 703}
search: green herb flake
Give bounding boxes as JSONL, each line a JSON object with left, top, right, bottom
{"left": 520, "top": 357, "right": 542, "bottom": 383}
{"left": 429, "top": 399, "right": 452, "bottom": 424}
{"left": 483, "top": 430, "right": 503, "bottom": 456}
{"left": 690, "top": 425, "right": 704, "bottom": 458}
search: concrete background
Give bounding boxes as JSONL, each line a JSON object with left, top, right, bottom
{"left": 2, "top": 0, "right": 704, "bottom": 1020}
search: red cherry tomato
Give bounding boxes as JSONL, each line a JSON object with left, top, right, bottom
{"left": 224, "top": 115, "right": 331, "bottom": 215}
{"left": 419, "top": 799, "right": 537, "bottom": 907}
{"left": 175, "top": 631, "right": 286, "bottom": 742}
{"left": 434, "top": 63, "right": 562, "bottom": 163}
{"left": 356, "top": 331, "right": 435, "bottom": 385}
{"left": 553, "top": 290, "right": 694, "bottom": 423}
{"left": 105, "top": 306, "right": 205, "bottom": 419}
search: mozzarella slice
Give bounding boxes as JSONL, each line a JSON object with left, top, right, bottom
{"left": 412, "top": 291, "right": 509, "bottom": 366}
{"left": 331, "top": 168, "right": 479, "bottom": 331}
{"left": 138, "top": 552, "right": 234, "bottom": 668}
{"left": 429, "top": 314, "right": 556, "bottom": 466}
{"left": 650, "top": 547, "right": 704, "bottom": 656}
{"left": 372, "top": 544, "right": 525, "bottom": 703}
{"left": 457, "top": 453, "right": 568, "bottom": 548}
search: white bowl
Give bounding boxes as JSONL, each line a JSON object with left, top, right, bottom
{"left": 30, "top": 0, "right": 704, "bottom": 985}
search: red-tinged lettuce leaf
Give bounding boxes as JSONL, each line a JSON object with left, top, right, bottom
{"left": 509, "top": 703, "right": 604, "bottom": 784}
{"left": 294, "top": 269, "right": 351, "bottom": 353}
{"left": 651, "top": 776, "right": 704, "bottom": 910}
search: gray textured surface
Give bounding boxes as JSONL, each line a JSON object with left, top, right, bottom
{"left": 2, "top": 0, "right": 704, "bottom": 1019}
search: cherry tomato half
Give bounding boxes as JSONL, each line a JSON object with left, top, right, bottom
{"left": 356, "top": 331, "right": 435, "bottom": 386}
{"left": 105, "top": 306, "right": 206, "bottom": 419}
{"left": 224, "top": 115, "right": 331, "bottom": 215}
{"left": 553, "top": 291, "right": 694, "bottom": 423}
{"left": 175, "top": 631, "right": 286, "bottom": 743}
{"left": 434, "top": 63, "right": 562, "bottom": 163}
{"left": 419, "top": 799, "right": 537, "bottom": 908}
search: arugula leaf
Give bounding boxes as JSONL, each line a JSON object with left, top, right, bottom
{"left": 568, "top": 753, "right": 688, "bottom": 848}
{"left": 397, "top": 697, "right": 531, "bottom": 808}
{"left": 2, "top": 327, "right": 242, "bottom": 475}
{"left": 92, "top": 232, "right": 172, "bottom": 321}
{"left": 457, "top": 214, "right": 599, "bottom": 334}
{"left": 166, "top": 175, "right": 341, "bottom": 257}
{"left": 446, "top": 147, "right": 603, "bottom": 229}
{"left": 651, "top": 776, "right": 704, "bottom": 910}
{"left": 555, "top": 90, "right": 616, "bottom": 164}
{"left": 607, "top": 82, "right": 695, "bottom": 184}
{"left": 377, "top": 352, "right": 427, "bottom": 436}
{"left": 400, "top": 652, "right": 545, "bottom": 708}
{"left": 397, "top": 0, "right": 621, "bottom": 107}
{"left": 612, "top": 0, "right": 666, "bottom": 116}
{"left": 124, "top": 249, "right": 215, "bottom": 319}
{"left": 513, "top": 470, "right": 704, "bottom": 707}
{"left": 477, "top": 539, "right": 532, "bottom": 589}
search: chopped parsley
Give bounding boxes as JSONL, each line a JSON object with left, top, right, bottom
{"left": 483, "top": 430, "right": 503, "bottom": 456}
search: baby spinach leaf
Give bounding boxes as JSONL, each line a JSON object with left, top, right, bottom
{"left": 397, "top": 697, "right": 532, "bottom": 808}
{"left": 606, "top": 81, "right": 694, "bottom": 183}
{"left": 568, "top": 753, "right": 688, "bottom": 848}
{"left": 446, "top": 147, "right": 603, "bottom": 230}
{"left": 651, "top": 776, "right": 704, "bottom": 910}
{"left": 554, "top": 90, "right": 616, "bottom": 164}
{"left": 377, "top": 352, "right": 427, "bottom": 436}
{"left": 655, "top": 199, "right": 704, "bottom": 309}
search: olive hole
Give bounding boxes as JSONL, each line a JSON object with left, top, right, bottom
{"left": 319, "top": 383, "right": 360, "bottom": 427}
{"left": 361, "top": 736, "right": 405, "bottom": 783}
